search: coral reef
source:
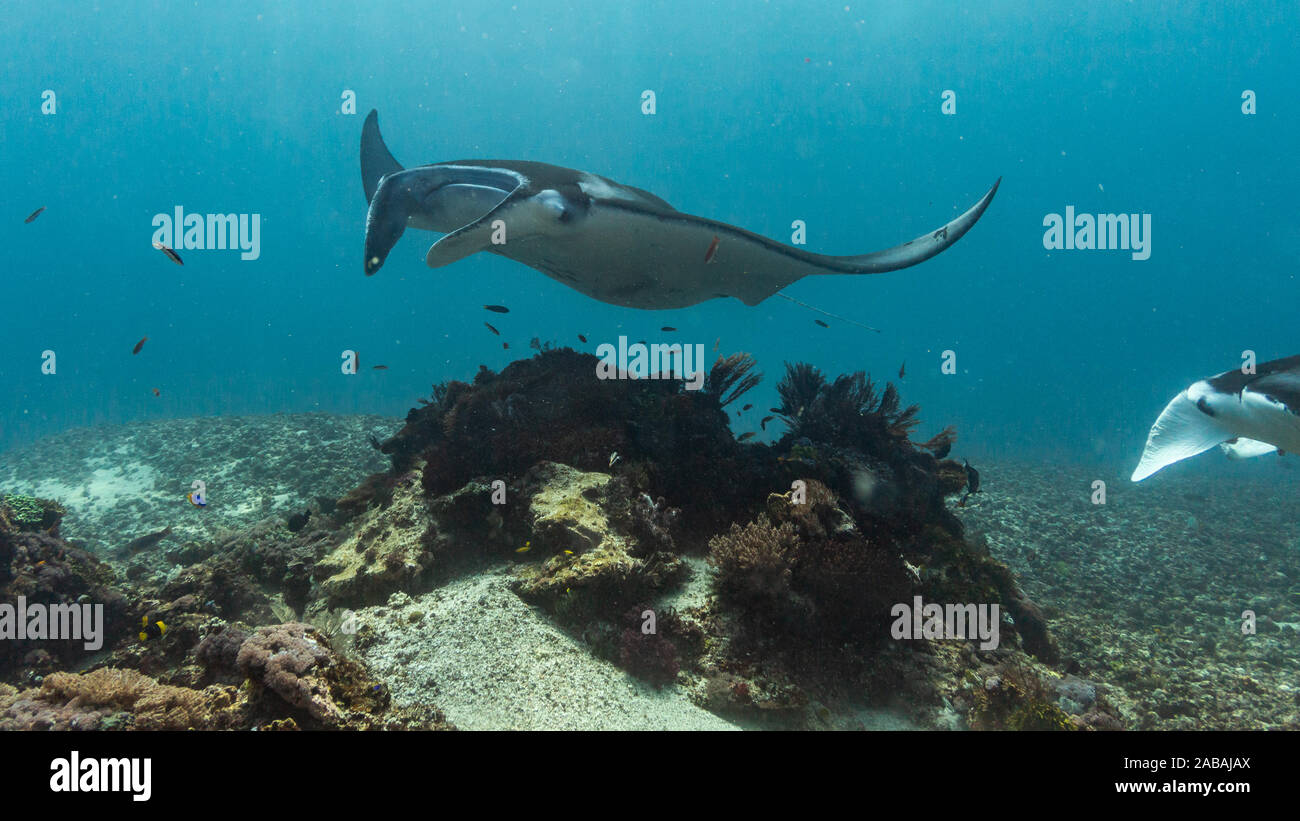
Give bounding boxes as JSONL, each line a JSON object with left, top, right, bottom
{"left": 708, "top": 479, "right": 909, "bottom": 640}
{"left": 510, "top": 463, "right": 684, "bottom": 613}
{"left": 0, "top": 667, "right": 242, "bottom": 730}
{"left": 314, "top": 469, "right": 434, "bottom": 607}
{"left": 0, "top": 504, "right": 133, "bottom": 683}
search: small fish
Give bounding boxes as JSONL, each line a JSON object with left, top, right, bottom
{"left": 484, "top": 304, "right": 510, "bottom": 313}
{"left": 609, "top": 451, "right": 621, "bottom": 468}
{"left": 769, "top": 408, "right": 782, "bottom": 414}
{"left": 138, "top": 616, "right": 168, "bottom": 642}
{"left": 578, "top": 334, "right": 587, "bottom": 343}
{"left": 760, "top": 415, "right": 774, "bottom": 430}
{"left": 742, "top": 403, "right": 753, "bottom": 411}
{"left": 368, "top": 434, "right": 382, "bottom": 450}
{"left": 121, "top": 526, "right": 172, "bottom": 554}
{"left": 563, "top": 550, "right": 574, "bottom": 556}
{"left": 153, "top": 242, "right": 183, "bottom": 265}
{"left": 185, "top": 492, "right": 206, "bottom": 508}
{"left": 899, "top": 361, "right": 906, "bottom": 379}
{"left": 286, "top": 509, "right": 312, "bottom": 533}
{"left": 151, "top": 388, "right": 161, "bottom": 396}
{"left": 958, "top": 459, "right": 981, "bottom": 507}
{"left": 515, "top": 541, "right": 531, "bottom": 554}
{"left": 704, "top": 235, "right": 720, "bottom": 264}
{"left": 132, "top": 336, "right": 148, "bottom": 355}
{"left": 661, "top": 326, "right": 677, "bottom": 332}
{"left": 503, "top": 342, "right": 509, "bottom": 349}
{"left": 713, "top": 337, "right": 720, "bottom": 352}
{"left": 485, "top": 322, "right": 500, "bottom": 336}
{"left": 372, "top": 365, "right": 388, "bottom": 370}
{"left": 737, "top": 431, "right": 756, "bottom": 442}
{"left": 932, "top": 440, "right": 952, "bottom": 459}
{"left": 814, "top": 319, "right": 829, "bottom": 328}
{"left": 24, "top": 206, "right": 45, "bottom": 223}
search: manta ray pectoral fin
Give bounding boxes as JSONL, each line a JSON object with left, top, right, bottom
{"left": 811, "top": 177, "right": 1002, "bottom": 274}
{"left": 1131, "top": 387, "right": 1230, "bottom": 481}
{"left": 425, "top": 191, "right": 529, "bottom": 268}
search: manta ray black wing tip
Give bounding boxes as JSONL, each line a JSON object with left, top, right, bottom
{"left": 361, "top": 109, "right": 403, "bottom": 204}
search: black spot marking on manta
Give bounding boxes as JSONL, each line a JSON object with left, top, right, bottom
{"left": 1196, "top": 397, "right": 1215, "bottom": 417}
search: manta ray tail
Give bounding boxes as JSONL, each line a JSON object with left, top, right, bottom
{"left": 774, "top": 293, "right": 881, "bottom": 332}
{"left": 1130, "top": 391, "right": 1230, "bottom": 482}
{"left": 362, "top": 109, "right": 403, "bottom": 203}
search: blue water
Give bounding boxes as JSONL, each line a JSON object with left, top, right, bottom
{"left": 2, "top": 1, "right": 1296, "bottom": 478}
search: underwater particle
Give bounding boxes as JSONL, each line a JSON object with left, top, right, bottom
{"left": 152, "top": 242, "right": 184, "bottom": 265}
{"left": 899, "top": 361, "right": 906, "bottom": 379}
{"left": 814, "top": 319, "right": 829, "bottom": 328}
{"left": 484, "top": 304, "right": 510, "bottom": 313}
{"left": 515, "top": 541, "right": 531, "bottom": 554}
{"left": 485, "top": 322, "right": 500, "bottom": 335}
{"left": 737, "top": 431, "right": 756, "bottom": 442}
{"left": 704, "top": 234, "right": 720, "bottom": 263}
{"left": 132, "top": 336, "right": 148, "bottom": 355}
{"left": 372, "top": 365, "right": 388, "bottom": 370}
{"left": 286, "top": 509, "right": 312, "bottom": 532}
{"left": 138, "top": 616, "right": 167, "bottom": 641}
{"left": 760, "top": 415, "right": 774, "bottom": 430}
{"left": 661, "top": 326, "right": 677, "bottom": 332}
{"left": 852, "top": 469, "right": 879, "bottom": 504}
{"left": 24, "top": 206, "right": 45, "bottom": 223}
{"left": 122, "top": 526, "right": 172, "bottom": 553}
{"left": 578, "top": 334, "right": 587, "bottom": 343}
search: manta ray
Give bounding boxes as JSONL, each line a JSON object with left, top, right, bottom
{"left": 360, "top": 109, "right": 1000, "bottom": 310}
{"left": 1131, "top": 354, "right": 1300, "bottom": 481}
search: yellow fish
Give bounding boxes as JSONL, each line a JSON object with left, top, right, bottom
{"left": 138, "top": 616, "right": 167, "bottom": 641}
{"left": 515, "top": 541, "right": 531, "bottom": 554}
{"left": 563, "top": 550, "right": 574, "bottom": 556}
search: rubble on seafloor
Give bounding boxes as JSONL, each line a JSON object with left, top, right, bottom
{"left": 0, "top": 348, "right": 1123, "bottom": 730}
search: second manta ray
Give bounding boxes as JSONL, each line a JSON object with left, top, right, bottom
{"left": 360, "top": 110, "right": 1000, "bottom": 309}
{"left": 1131, "top": 354, "right": 1300, "bottom": 481}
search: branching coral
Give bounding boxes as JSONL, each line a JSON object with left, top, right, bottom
{"left": 704, "top": 353, "right": 762, "bottom": 408}
{"left": 776, "top": 366, "right": 919, "bottom": 451}
{"left": 0, "top": 494, "right": 66, "bottom": 535}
